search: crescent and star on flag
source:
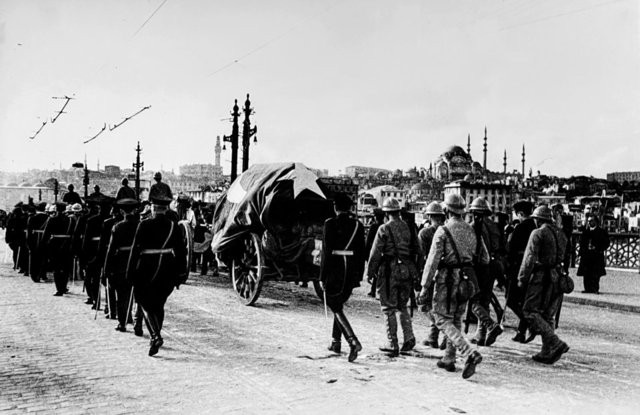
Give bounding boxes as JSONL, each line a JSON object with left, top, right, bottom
{"left": 277, "top": 163, "right": 325, "bottom": 199}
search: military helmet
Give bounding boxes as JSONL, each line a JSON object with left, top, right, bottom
{"left": 531, "top": 205, "right": 553, "bottom": 222}
{"left": 71, "top": 203, "right": 83, "bottom": 212}
{"left": 382, "top": 197, "right": 401, "bottom": 212}
{"left": 443, "top": 194, "right": 466, "bottom": 215}
{"left": 469, "top": 197, "right": 492, "bottom": 213}
{"left": 424, "top": 201, "right": 445, "bottom": 216}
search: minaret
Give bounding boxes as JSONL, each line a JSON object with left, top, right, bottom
{"left": 97, "top": 158, "right": 100, "bottom": 171}
{"left": 503, "top": 149, "right": 507, "bottom": 182}
{"left": 521, "top": 144, "right": 526, "bottom": 178}
{"left": 483, "top": 126, "right": 487, "bottom": 171}
{"left": 215, "top": 135, "right": 221, "bottom": 168}
{"left": 429, "top": 162, "right": 433, "bottom": 178}
{"left": 467, "top": 134, "right": 471, "bottom": 155}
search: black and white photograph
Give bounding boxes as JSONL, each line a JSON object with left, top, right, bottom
{"left": 1, "top": 0, "right": 639, "bottom": 413}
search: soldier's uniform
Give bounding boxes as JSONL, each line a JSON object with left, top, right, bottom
{"left": 420, "top": 194, "right": 487, "bottom": 378}
{"left": 506, "top": 206, "right": 537, "bottom": 341}
{"left": 320, "top": 194, "right": 366, "bottom": 362}
{"left": 126, "top": 196, "right": 187, "bottom": 356}
{"left": 469, "top": 198, "right": 505, "bottom": 346}
{"left": 42, "top": 203, "right": 74, "bottom": 295}
{"left": 83, "top": 203, "right": 106, "bottom": 306}
{"left": 367, "top": 198, "right": 418, "bottom": 355}
{"left": 416, "top": 201, "right": 445, "bottom": 348}
{"left": 98, "top": 204, "right": 121, "bottom": 319}
{"left": 518, "top": 206, "right": 569, "bottom": 364}
{"left": 26, "top": 203, "right": 49, "bottom": 282}
{"left": 104, "top": 199, "right": 140, "bottom": 332}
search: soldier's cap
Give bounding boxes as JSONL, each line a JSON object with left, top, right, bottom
{"left": 530, "top": 205, "right": 553, "bottom": 222}
{"left": 333, "top": 193, "right": 353, "bottom": 211}
{"left": 71, "top": 203, "right": 83, "bottom": 212}
{"left": 150, "top": 195, "right": 172, "bottom": 206}
{"left": 36, "top": 202, "right": 47, "bottom": 212}
{"left": 513, "top": 199, "right": 533, "bottom": 213}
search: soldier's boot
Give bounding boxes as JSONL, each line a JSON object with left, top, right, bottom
{"left": 327, "top": 317, "right": 342, "bottom": 354}
{"left": 439, "top": 337, "right": 448, "bottom": 350}
{"left": 532, "top": 338, "right": 552, "bottom": 363}
{"left": 546, "top": 339, "right": 570, "bottom": 364}
{"left": 462, "top": 351, "right": 483, "bottom": 379}
{"left": 437, "top": 337, "right": 457, "bottom": 372}
{"left": 512, "top": 319, "right": 528, "bottom": 342}
{"left": 472, "top": 302, "right": 502, "bottom": 346}
{"left": 379, "top": 311, "right": 399, "bottom": 357}
{"left": 399, "top": 308, "right": 415, "bottom": 352}
{"left": 471, "top": 323, "right": 487, "bottom": 346}
{"left": 200, "top": 261, "right": 208, "bottom": 276}
{"left": 422, "top": 324, "right": 440, "bottom": 348}
{"left": 335, "top": 311, "right": 362, "bottom": 362}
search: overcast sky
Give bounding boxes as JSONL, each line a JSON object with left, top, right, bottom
{"left": 1, "top": 0, "right": 638, "bottom": 178}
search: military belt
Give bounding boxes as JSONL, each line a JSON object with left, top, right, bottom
{"left": 35, "top": 230, "right": 44, "bottom": 233}
{"left": 331, "top": 250, "right": 353, "bottom": 256}
{"left": 117, "top": 246, "right": 132, "bottom": 252}
{"left": 140, "top": 248, "right": 174, "bottom": 255}
{"left": 91, "top": 237, "right": 100, "bottom": 242}
{"left": 51, "top": 235, "right": 71, "bottom": 239}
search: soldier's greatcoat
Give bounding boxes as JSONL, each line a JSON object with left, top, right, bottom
{"left": 319, "top": 212, "right": 365, "bottom": 311}
{"left": 26, "top": 211, "right": 48, "bottom": 281}
{"left": 42, "top": 213, "right": 74, "bottom": 294}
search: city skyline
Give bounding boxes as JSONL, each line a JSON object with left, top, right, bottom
{"left": 1, "top": 0, "right": 638, "bottom": 178}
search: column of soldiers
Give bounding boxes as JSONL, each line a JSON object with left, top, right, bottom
{"left": 322, "top": 195, "right": 570, "bottom": 378}
{"left": 3, "top": 174, "right": 187, "bottom": 357}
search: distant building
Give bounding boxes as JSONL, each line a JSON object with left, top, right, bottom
{"left": 104, "top": 165, "right": 121, "bottom": 177}
{"left": 179, "top": 163, "right": 222, "bottom": 181}
{"left": 444, "top": 181, "right": 513, "bottom": 214}
{"left": 345, "top": 166, "right": 392, "bottom": 178}
{"left": 0, "top": 185, "right": 55, "bottom": 210}
{"left": 607, "top": 171, "right": 640, "bottom": 183}
{"left": 434, "top": 145, "right": 483, "bottom": 181}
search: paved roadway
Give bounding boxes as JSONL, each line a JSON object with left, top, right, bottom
{"left": 1, "top": 252, "right": 640, "bottom": 413}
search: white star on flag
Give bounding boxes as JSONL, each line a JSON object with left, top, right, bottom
{"left": 278, "top": 163, "right": 325, "bottom": 199}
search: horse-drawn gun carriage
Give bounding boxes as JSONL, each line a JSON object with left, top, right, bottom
{"left": 210, "top": 163, "right": 357, "bottom": 305}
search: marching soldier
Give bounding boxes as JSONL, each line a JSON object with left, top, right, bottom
{"left": 126, "top": 193, "right": 187, "bottom": 356}
{"left": 518, "top": 205, "right": 570, "bottom": 364}
{"left": 42, "top": 203, "right": 74, "bottom": 296}
{"left": 367, "top": 197, "right": 418, "bottom": 357}
{"left": 104, "top": 198, "right": 140, "bottom": 333}
{"left": 468, "top": 197, "right": 505, "bottom": 347}
{"left": 83, "top": 198, "right": 106, "bottom": 307}
{"left": 506, "top": 200, "right": 537, "bottom": 342}
{"left": 149, "top": 172, "right": 173, "bottom": 201}
{"left": 418, "top": 194, "right": 487, "bottom": 379}
{"left": 26, "top": 202, "right": 48, "bottom": 282}
{"left": 98, "top": 200, "right": 121, "bottom": 319}
{"left": 417, "top": 201, "right": 445, "bottom": 348}
{"left": 320, "top": 193, "right": 366, "bottom": 362}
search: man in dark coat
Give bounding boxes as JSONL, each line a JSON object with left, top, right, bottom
{"left": 577, "top": 215, "right": 610, "bottom": 294}
{"left": 126, "top": 194, "right": 187, "bottom": 356}
{"left": 468, "top": 197, "right": 505, "bottom": 347}
{"left": 62, "top": 184, "right": 83, "bottom": 205}
{"left": 320, "top": 194, "right": 366, "bottom": 362}
{"left": 116, "top": 177, "right": 137, "bottom": 201}
{"left": 149, "top": 172, "right": 173, "bottom": 201}
{"left": 104, "top": 199, "right": 140, "bottom": 332}
{"left": 518, "top": 205, "right": 569, "bottom": 364}
{"left": 506, "top": 200, "right": 537, "bottom": 342}
{"left": 83, "top": 199, "right": 105, "bottom": 307}
{"left": 42, "top": 203, "right": 74, "bottom": 296}
{"left": 364, "top": 208, "right": 384, "bottom": 297}
{"left": 98, "top": 200, "right": 121, "bottom": 319}
{"left": 26, "top": 202, "right": 48, "bottom": 282}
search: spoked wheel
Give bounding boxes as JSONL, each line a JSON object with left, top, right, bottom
{"left": 231, "top": 233, "right": 264, "bottom": 305}
{"left": 178, "top": 220, "right": 194, "bottom": 277}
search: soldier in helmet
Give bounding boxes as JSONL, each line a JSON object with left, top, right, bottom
{"left": 42, "top": 203, "right": 74, "bottom": 296}
{"left": 149, "top": 172, "right": 173, "bottom": 202}
{"left": 320, "top": 193, "right": 366, "bottom": 362}
{"left": 26, "top": 202, "right": 49, "bottom": 282}
{"left": 518, "top": 205, "right": 569, "bottom": 364}
{"left": 367, "top": 197, "right": 419, "bottom": 356}
{"left": 126, "top": 193, "right": 187, "bottom": 356}
{"left": 417, "top": 201, "right": 446, "bottom": 348}
{"left": 418, "top": 193, "right": 487, "bottom": 379}
{"left": 468, "top": 197, "right": 505, "bottom": 347}
{"left": 506, "top": 200, "right": 537, "bottom": 342}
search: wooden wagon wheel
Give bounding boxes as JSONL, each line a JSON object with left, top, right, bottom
{"left": 312, "top": 280, "right": 324, "bottom": 301}
{"left": 231, "top": 232, "right": 264, "bottom": 305}
{"left": 178, "top": 220, "right": 194, "bottom": 277}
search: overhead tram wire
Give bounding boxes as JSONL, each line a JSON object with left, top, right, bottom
{"left": 132, "top": 0, "right": 169, "bottom": 39}
{"left": 206, "top": 0, "right": 345, "bottom": 77}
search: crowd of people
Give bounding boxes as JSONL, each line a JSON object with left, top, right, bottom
{"left": 3, "top": 176, "right": 609, "bottom": 373}
{"left": 1, "top": 173, "right": 214, "bottom": 357}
